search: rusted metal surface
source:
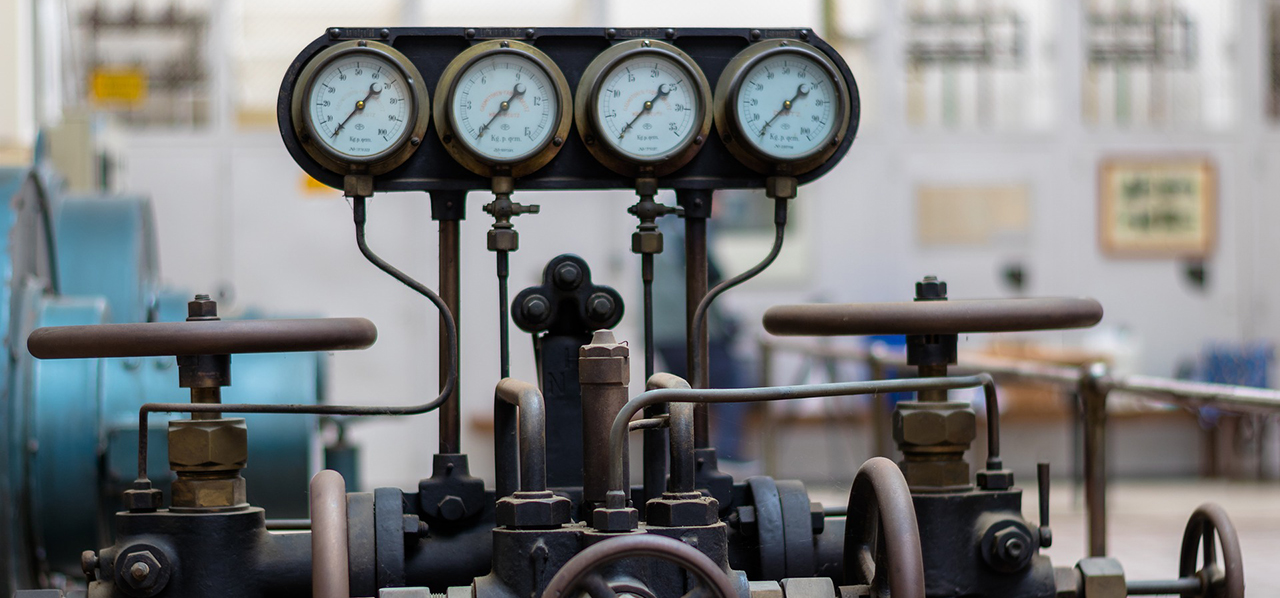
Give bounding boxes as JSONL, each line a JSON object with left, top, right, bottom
{"left": 27, "top": 317, "right": 377, "bottom": 359}
{"left": 439, "top": 218, "right": 461, "bottom": 454}
{"left": 843, "top": 457, "right": 925, "bottom": 598}
{"left": 762, "top": 297, "right": 1103, "bottom": 337}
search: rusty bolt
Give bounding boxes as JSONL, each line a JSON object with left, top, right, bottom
{"left": 119, "top": 549, "right": 167, "bottom": 594}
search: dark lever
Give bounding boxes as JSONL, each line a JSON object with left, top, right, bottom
{"left": 1037, "top": 462, "right": 1052, "bottom": 547}
{"left": 762, "top": 297, "right": 1103, "bottom": 337}
{"left": 28, "top": 317, "right": 377, "bottom": 359}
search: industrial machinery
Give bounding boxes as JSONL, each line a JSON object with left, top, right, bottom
{"left": 13, "top": 26, "right": 1246, "bottom": 598}
{"left": 0, "top": 161, "right": 342, "bottom": 595}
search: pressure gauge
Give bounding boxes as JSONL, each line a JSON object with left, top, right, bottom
{"left": 574, "top": 39, "right": 712, "bottom": 177}
{"left": 290, "top": 40, "right": 430, "bottom": 176}
{"left": 714, "top": 40, "right": 850, "bottom": 176}
{"left": 434, "top": 40, "right": 573, "bottom": 178}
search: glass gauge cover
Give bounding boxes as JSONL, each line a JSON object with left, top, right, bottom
{"left": 291, "top": 40, "right": 429, "bottom": 176}
{"left": 714, "top": 40, "right": 851, "bottom": 175}
{"left": 576, "top": 40, "right": 712, "bottom": 177}
{"left": 434, "top": 40, "right": 573, "bottom": 178}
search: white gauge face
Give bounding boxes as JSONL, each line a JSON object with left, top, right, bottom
{"left": 450, "top": 54, "right": 558, "bottom": 162}
{"left": 307, "top": 53, "right": 413, "bottom": 159}
{"left": 595, "top": 55, "right": 699, "bottom": 159}
{"left": 733, "top": 53, "right": 838, "bottom": 159}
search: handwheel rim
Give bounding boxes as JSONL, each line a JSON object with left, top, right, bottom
{"left": 1178, "top": 503, "right": 1244, "bottom": 598}
{"left": 541, "top": 534, "right": 738, "bottom": 598}
{"left": 842, "top": 457, "right": 925, "bottom": 598}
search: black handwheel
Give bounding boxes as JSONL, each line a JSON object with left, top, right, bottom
{"left": 1179, "top": 503, "right": 1244, "bottom": 598}
{"left": 843, "top": 457, "right": 925, "bottom": 598}
{"left": 541, "top": 534, "right": 737, "bottom": 598}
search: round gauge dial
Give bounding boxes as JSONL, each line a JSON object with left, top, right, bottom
{"left": 290, "top": 40, "right": 429, "bottom": 176}
{"left": 435, "top": 40, "right": 572, "bottom": 178}
{"left": 714, "top": 40, "right": 851, "bottom": 175}
{"left": 576, "top": 40, "right": 712, "bottom": 177}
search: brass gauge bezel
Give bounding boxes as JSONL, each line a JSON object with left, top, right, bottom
{"left": 433, "top": 40, "right": 574, "bottom": 179}
{"left": 290, "top": 40, "right": 430, "bottom": 176}
{"left": 713, "top": 40, "right": 851, "bottom": 176}
{"left": 574, "top": 39, "right": 713, "bottom": 178}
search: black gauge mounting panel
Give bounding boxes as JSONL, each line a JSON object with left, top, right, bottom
{"left": 278, "top": 27, "right": 861, "bottom": 192}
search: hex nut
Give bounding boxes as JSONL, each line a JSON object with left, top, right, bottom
{"left": 976, "top": 469, "right": 1015, "bottom": 491}
{"left": 115, "top": 548, "right": 170, "bottom": 597}
{"left": 632, "top": 231, "right": 663, "bottom": 254}
{"left": 554, "top": 262, "right": 583, "bottom": 289}
{"left": 893, "top": 404, "right": 976, "bottom": 448}
{"left": 187, "top": 296, "right": 218, "bottom": 319}
{"left": 170, "top": 475, "right": 246, "bottom": 510}
{"left": 591, "top": 505, "right": 639, "bottom": 532}
{"left": 645, "top": 492, "right": 719, "bottom": 527}
{"left": 780, "top": 577, "right": 835, "bottom": 598}
{"left": 168, "top": 419, "right": 248, "bottom": 471}
{"left": 988, "top": 526, "right": 1034, "bottom": 573}
{"left": 495, "top": 491, "right": 572, "bottom": 529}
{"left": 436, "top": 495, "right": 467, "bottom": 521}
{"left": 488, "top": 229, "right": 519, "bottom": 251}
{"left": 122, "top": 487, "right": 163, "bottom": 512}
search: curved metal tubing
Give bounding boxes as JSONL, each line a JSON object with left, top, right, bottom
{"left": 843, "top": 457, "right": 925, "bottom": 598}
{"left": 28, "top": 318, "right": 378, "bottom": 359}
{"left": 494, "top": 378, "right": 548, "bottom": 496}
{"left": 763, "top": 297, "right": 1103, "bottom": 336}
{"left": 1179, "top": 503, "right": 1244, "bottom": 598}
{"left": 607, "top": 374, "right": 1001, "bottom": 495}
{"left": 310, "top": 470, "right": 350, "bottom": 598}
{"left": 646, "top": 373, "right": 696, "bottom": 494}
{"left": 540, "top": 534, "right": 737, "bottom": 598}
{"left": 124, "top": 198, "right": 461, "bottom": 483}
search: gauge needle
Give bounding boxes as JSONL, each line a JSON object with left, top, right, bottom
{"left": 332, "top": 82, "right": 383, "bottom": 138}
{"left": 478, "top": 82, "right": 527, "bottom": 139}
{"left": 618, "top": 83, "right": 670, "bottom": 140}
{"left": 758, "top": 83, "right": 810, "bottom": 138}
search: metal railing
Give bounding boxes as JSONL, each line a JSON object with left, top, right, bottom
{"left": 758, "top": 338, "right": 1280, "bottom": 558}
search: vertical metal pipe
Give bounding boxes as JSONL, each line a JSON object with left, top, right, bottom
{"left": 439, "top": 219, "right": 461, "bottom": 454}
{"left": 684, "top": 214, "right": 710, "bottom": 445}
{"left": 869, "top": 355, "right": 893, "bottom": 458}
{"left": 310, "top": 470, "right": 349, "bottom": 598}
{"left": 641, "top": 253, "right": 667, "bottom": 505}
{"left": 498, "top": 250, "right": 511, "bottom": 379}
{"left": 1080, "top": 363, "right": 1110, "bottom": 557}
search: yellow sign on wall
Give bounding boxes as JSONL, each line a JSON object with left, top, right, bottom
{"left": 90, "top": 68, "right": 148, "bottom": 106}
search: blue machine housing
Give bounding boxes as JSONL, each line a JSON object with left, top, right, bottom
{"left": 0, "top": 165, "right": 332, "bottom": 593}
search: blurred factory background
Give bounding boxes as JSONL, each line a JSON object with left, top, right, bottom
{"left": 3, "top": 0, "right": 1279, "bottom": 502}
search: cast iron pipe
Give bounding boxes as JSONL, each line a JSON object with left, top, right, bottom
{"left": 494, "top": 378, "right": 548, "bottom": 495}
{"left": 606, "top": 374, "right": 1001, "bottom": 497}
{"left": 310, "top": 470, "right": 349, "bottom": 598}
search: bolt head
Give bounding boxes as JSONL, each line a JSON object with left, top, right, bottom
{"left": 522, "top": 295, "right": 550, "bottom": 323}
{"left": 587, "top": 293, "right": 614, "bottom": 321}
{"left": 187, "top": 295, "right": 218, "bottom": 319}
{"left": 915, "top": 276, "right": 947, "bottom": 300}
{"left": 553, "top": 262, "right": 583, "bottom": 290}
{"left": 437, "top": 495, "right": 467, "bottom": 521}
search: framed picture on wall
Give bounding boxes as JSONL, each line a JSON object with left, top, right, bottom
{"left": 1099, "top": 157, "right": 1216, "bottom": 258}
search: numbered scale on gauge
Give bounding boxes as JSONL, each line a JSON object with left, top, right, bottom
{"left": 576, "top": 39, "right": 712, "bottom": 177}
{"left": 714, "top": 40, "right": 850, "bottom": 175}
{"left": 435, "top": 40, "right": 573, "bottom": 178}
{"left": 736, "top": 57, "right": 836, "bottom": 158}
{"left": 452, "top": 56, "right": 557, "bottom": 159}
{"left": 290, "top": 40, "right": 429, "bottom": 176}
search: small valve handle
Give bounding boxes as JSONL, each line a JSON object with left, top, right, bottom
{"left": 28, "top": 317, "right": 377, "bottom": 360}
{"left": 762, "top": 297, "right": 1103, "bottom": 337}
{"left": 1037, "top": 462, "right": 1052, "bottom": 548}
